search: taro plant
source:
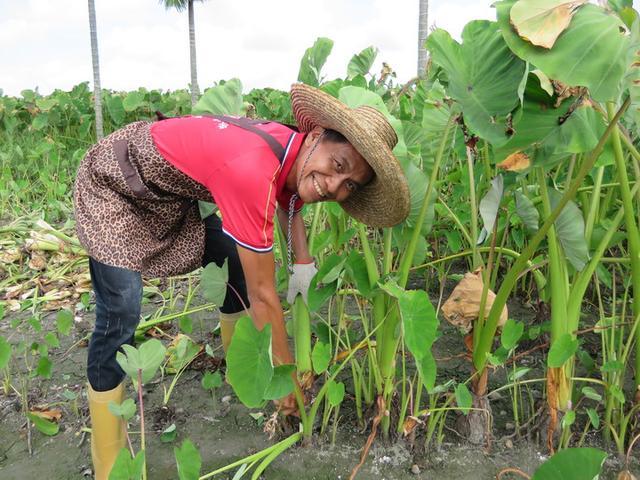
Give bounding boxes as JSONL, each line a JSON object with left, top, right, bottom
{"left": 110, "top": 338, "right": 167, "bottom": 480}
{"left": 425, "top": 0, "right": 639, "bottom": 448}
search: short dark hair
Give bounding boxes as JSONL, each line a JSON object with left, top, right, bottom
{"left": 321, "top": 128, "right": 349, "bottom": 144}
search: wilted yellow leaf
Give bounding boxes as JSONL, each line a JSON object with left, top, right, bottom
{"left": 510, "top": 0, "right": 587, "bottom": 49}
{"left": 402, "top": 416, "right": 424, "bottom": 436}
{"left": 30, "top": 406, "right": 62, "bottom": 422}
{"left": 497, "top": 152, "right": 530, "bottom": 172}
{"left": 442, "top": 269, "right": 508, "bottom": 333}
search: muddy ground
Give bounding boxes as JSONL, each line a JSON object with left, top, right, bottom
{"left": 0, "top": 275, "right": 638, "bottom": 479}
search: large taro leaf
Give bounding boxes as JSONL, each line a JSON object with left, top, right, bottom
{"left": 347, "top": 46, "right": 378, "bottom": 79}
{"left": 338, "top": 86, "right": 407, "bottom": 157}
{"left": 200, "top": 259, "right": 228, "bottom": 306}
{"left": 226, "top": 317, "right": 273, "bottom": 408}
{"left": 548, "top": 188, "right": 589, "bottom": 271}
{"left": 624, "top": 19, "right": 640, "bottom": 132}
{"left": 193, "top": 79, "right": 245, "bottom": 116}
{"left": 420, "top": 80, "right": 463, "bottom": 166}
{"left": 298, "top": 37, "right": 334, "bottom": 87}
{"left": 416, "top": 350, "right": 437, "bottom": 391}
{"left": 345, "top": 251, "right": 373, "bottom": 298}
{"left": 493, "top": 72, "right": 573, "bottom": 161}
{"left": 105, "top": 94, "right": 125, "bottom": 126}
{"left": 399, "top": 158, "right": 437, "bottom": 236}
{"left": 380, "top": 282, "right": 439, "bottom": 391}
{"left": 496, "top": 1, "right": 629, "bottom": 102}
{"left": 531, "top": 447, "right": 606, "bottom": 480}
{"left": 426, "top": 20, "right": 526, "bottom": 145}
{"left": 263, "top": 364, "right": 295, "bottom": 400}
{"left": 510, "top": 0, "right": 587, "bottom": 49}
{"left": 515, "top": 190, "right": 540, "bottom": 233}
{"left": 545, "top": 101, "right": 607, "bottom": 155}
{"left": 123, "top": 91, "right": 145, "bottom": 112}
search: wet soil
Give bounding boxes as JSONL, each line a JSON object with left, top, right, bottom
{"left": 0, "top": 277, "right": 638, "bottom": 479}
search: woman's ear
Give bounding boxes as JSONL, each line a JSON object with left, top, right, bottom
{"left": 306, "top": 126, "right": 325, "bottom": 145}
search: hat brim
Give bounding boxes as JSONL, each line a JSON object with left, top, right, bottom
{"left": 290, "top": 83, "right": 410, "bottom": 228}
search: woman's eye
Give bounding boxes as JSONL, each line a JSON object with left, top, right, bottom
{"left": 347, "top": 181, "right": 356, "bottom": 192}
{"left": 334, "top": 159, "right": 342, "bottom": 171}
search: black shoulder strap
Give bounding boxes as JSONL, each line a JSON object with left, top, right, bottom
{"left": 213, "top": 115, "right": 285, "bottom": 162}
{"left": 153, "top": 112, "right": 287, "bottom": 162}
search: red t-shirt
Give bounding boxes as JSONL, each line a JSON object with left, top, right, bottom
{"left": 150, "top": 116, "right": 304, "bottom": 252}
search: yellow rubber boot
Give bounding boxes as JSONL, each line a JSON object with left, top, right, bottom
{"left": 219, "top": 311, "right": 249, "bottom": 353}
{"left": 88, "top": 383, "right": 126, "bottom": 480}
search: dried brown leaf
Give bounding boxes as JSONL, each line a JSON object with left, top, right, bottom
{"left": 29, "top": 406, "right": 62, "bottom": 422}
{"left": 497, "top": 151, "right": 530, "bottom": 172}
{"left": 441, "top": 269, "right": 508, "bottom": 333}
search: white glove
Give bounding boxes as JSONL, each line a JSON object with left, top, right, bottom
{"left": 286, "top": 262, "right": 317, "bottom": 305}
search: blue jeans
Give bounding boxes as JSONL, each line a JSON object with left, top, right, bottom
{"left": 87, "top": 214, "right": 249, "bottom": 391}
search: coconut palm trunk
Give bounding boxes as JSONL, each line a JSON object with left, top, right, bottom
{"left": 187, "top": 0, "right": 200, "bottom": 106}
{"left": 87, "top": 0, "right": 103, "bottom": 140}
{"left": 417, "top": 0, "right": 429, "bottom": 77}
{"left": 161, "top": 0, "right": 204, "bottom": 106}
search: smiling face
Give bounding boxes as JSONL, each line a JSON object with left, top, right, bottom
{"left": 287, "top": 127, "right": 374, "bottom": 204}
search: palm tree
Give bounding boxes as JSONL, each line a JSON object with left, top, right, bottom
{"left": 88, "top": 0, "right": 103, "bottom": 139}
{"left": 161, "top": 0, "right": 205, "bottom": 106}
{"left": 417, "top": 0, "right": 429, "bottom": 77}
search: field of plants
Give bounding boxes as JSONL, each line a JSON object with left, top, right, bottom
{"left": 2, "top": 1, "right": 640, "bottom": 479}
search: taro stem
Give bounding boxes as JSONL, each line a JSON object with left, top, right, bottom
{"left": 137, "top": 369, "right": 147, "bottom": 480}
{"left": 537, "top": 168, "right": 572, "bottom": 448}
{"left": 376, "top": 113, "right": 455, "bottom": 435}
{"left": 473, "top": 98, "right": 630, "bottom": 373}
{"left": 607, "top": 103, "right": 640, "bottom": 403}
{"left": 292, "top": 297, "right": 312, "bottom": 376}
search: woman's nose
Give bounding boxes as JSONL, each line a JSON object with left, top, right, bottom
{"left": 327, "top": 174, "right": 348, "bottom": 200}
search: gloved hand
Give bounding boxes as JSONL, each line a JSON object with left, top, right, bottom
{"left": 286, "top": 261, "right": 317, "bottom": 305}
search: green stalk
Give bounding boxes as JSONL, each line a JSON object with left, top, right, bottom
{"left": 473, "top": 97, "right": 630, "bottom": 372}
{"left": 538, "top": 168, "right": 573, "bottom": 418}
{"left": 607, "top": 102, "right": 640, "bottom": 397}
{"left": 398, "top": 113, "right": 455, "bottom": 287}
{"left": 357, "top": 223, "right": 385, "bottom": 392}
{"left": 412, "top": 246, "right": 547, "bottom": 293}
{"left": 137, "top": 369, "right": 147, "bottom": 480}
{"left": 538, "top": 169, "right": 569, "bottom": 342}
{"left": 567, "top": 186, "right": 637, "bottom": 324}
{"left": 307, "top": 203, "right": 323, "bottom": 253}
{"left": 250, "top": 432, "right": 303, "bottom": 480}
{"left": 584, "top": 166, "right": 605, "bottom": 245}
{"left": 465, "top": 146, "right": 481, "bottom": 269}
{"left": 292, "top": 297, "right": 312, "bottom": 374}
{"left": 437, "top": 194, "right": 473, "bottom": 246}
{"left": 198, "top": 432, "right": 301, "bottom": 479}
{"left": 136, "top": 303, "right": 215, "bottom": 332}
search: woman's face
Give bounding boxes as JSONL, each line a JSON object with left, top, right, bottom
{"left": 291, "top": 127, "right": 374, "bottom": 204}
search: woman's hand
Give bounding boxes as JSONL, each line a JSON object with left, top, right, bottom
{"left": 286, "top": 261, "right": 317, "bottom": 304}
{"left": 274, "top": 392, "right": 300, "bottom": 417}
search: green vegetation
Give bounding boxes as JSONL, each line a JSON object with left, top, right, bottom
{"left": 2, "top": 0, "right": 640, "bottom": 478}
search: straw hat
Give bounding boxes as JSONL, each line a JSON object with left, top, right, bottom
{"left": 290, "top": 83, "right": 410, "bottom": 228}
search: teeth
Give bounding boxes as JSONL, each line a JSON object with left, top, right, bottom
{"left": 313, "top": 176, "right": 326, "bottom": 198}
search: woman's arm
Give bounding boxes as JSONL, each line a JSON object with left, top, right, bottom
{"left": 277, "top": 207, "right": 312, "bottom": 264}
{"left": 235, "top": 246, "right": 293, "bottom": 366}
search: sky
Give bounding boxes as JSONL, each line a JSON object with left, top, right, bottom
{"left": 0, "top": 0, "right": 635, "bottom": 97}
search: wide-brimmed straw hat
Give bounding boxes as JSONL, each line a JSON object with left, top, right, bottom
{"left": 290, "top": 83, "right": 410, "bottom": 228}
